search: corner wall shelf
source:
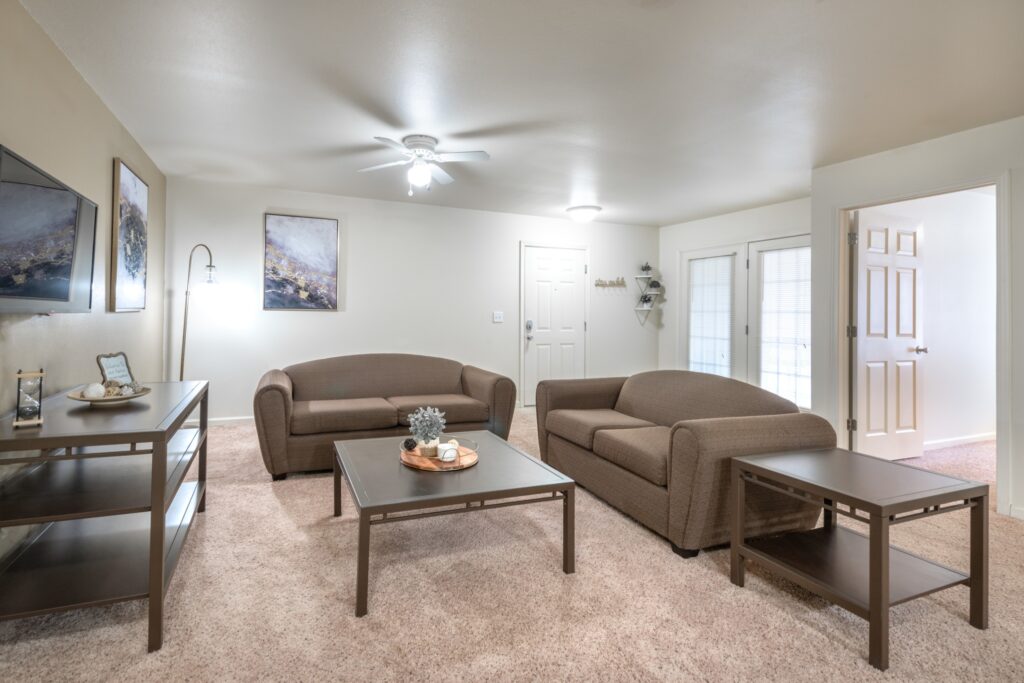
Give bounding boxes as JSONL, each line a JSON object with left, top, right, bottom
{"left": 634, "top": 264, "right": 663, "bottom": 321}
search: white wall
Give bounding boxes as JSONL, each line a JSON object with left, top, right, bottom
{"left": 811, "top": 115, "right": 1024, "bottom": 518}
{"left": 867, "top": 190, "right": 997, "bottom": 449}
{"left": 166, "top": 177, "right": 659, "bottom": 419}
{"left": 657, "top": 198, "right": 811, "bottom": 369}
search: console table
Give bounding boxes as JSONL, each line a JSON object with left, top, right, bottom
{"left": 731, "top": 448, "right": 988, "bottom": 671}
{"left": 0, "top": 381, "right": 208, "bottom": 652}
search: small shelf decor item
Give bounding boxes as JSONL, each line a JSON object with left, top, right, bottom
{"left": 66, "top": 352, "right": 149, "bottom": 407}
{"left": 634, "top": 263, "right": 664, "bottom": 320}
{"left": 407, "top": 406, "right": 446, "bottom": 456}
{"left": 13, "top": 369, "right": 44, "bottom": 428}
{"left": 400, "top": 436, "right": 480, "bottom": 472}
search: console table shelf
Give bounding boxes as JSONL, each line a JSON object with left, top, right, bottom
{"left": 745, "top": 526, "right": 968, "bottom": 616}
{"left": 0, "top": 428, "right": 204, "bottom": 526}
{"left": 0, "top": 381, "right": 208, "bottom": 652}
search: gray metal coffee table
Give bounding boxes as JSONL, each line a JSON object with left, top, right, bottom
{"left": 731, "top": 448, "right": 988, "bottom": 671}
{"left": 333, "top": 430, "right": 575, "bottom": 616}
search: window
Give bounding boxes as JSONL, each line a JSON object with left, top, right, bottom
{"left": 688, "top": 255, "right": 734, "bottom": 377}
{"left": 755, "top": 244, "right": 811, "bottom": 407}
{"left": 680, "top": 235, "right": 811, "bottom": 407}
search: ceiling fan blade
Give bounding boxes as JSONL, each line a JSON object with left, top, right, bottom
{"left": 357, "top": 159, "right": 410, "bottom": 173}
{"left": 429, "top": 163, "right": 454, "bottom": 184}
{"left": 373, "top": 136, "right": 410, "bottom": 153}
{"left": 436, "top": 150, "right": 490, "bottom": 163}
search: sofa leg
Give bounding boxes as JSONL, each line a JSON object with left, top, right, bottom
{"left": 671, "top": 543, "right": 699, "bottom": 559}
{"left": 271, "top": 473, "right": 287, "bottom": 481}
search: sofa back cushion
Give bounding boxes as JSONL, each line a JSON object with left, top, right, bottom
{"left": 614, "top": 370, "right": 797, "bottom": 426}
{"left": 285, "top": 354, "right": 464, "bottom": 401}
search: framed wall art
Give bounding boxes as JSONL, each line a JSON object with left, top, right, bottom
{"left": 111, "top": 158, "right": 148, "bottom": 311}
{"left": 263, "top": 213, "right": 339, "bottom": 310}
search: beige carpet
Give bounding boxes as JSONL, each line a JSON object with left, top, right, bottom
{"left": 1, "top": 411, "right": 1022, "bottom": 681}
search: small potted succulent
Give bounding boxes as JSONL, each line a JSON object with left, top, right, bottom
{"left": 408, "top": 406, "right": 446, "bottom": 457}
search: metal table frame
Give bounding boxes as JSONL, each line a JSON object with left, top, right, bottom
{"left": 333, "top": 443, "right": 575, "bottom": 617}
{"left": 730, "top": 452, "right": 988, "bottom": 671}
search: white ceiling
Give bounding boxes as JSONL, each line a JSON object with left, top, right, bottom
{"left": 22, "top": 0, "right": 1024, "bottom": 226}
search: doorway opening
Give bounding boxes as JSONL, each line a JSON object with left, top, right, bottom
{"left": 843, "top": 186, "right": 997, "bottom": 462}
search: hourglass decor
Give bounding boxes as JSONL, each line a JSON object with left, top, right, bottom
{"left": 13, "top": 368, "right": 45, "bottom": 428}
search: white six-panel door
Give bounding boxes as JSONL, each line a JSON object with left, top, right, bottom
{"left": 855, "top": 208, "right": 925, "bottom": 460}
{"left": 522, "top": 245, "right": 587, "bottom": 406}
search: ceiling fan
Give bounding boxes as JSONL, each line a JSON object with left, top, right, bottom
{"left": 357, "top": 134, "right": 490, "bottom": 195}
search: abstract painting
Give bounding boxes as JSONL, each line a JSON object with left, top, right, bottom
{"left": 111, "top": 159, "right": 148, "bottom": 311}
{"left": 263, "top": 213, "right": 338, "bottom": 310}
{"left": 0, "top": 181, "right": 79, "bottom": 301}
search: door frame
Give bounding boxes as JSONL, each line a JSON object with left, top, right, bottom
{"left": 519, "top": 242, "right": 590, "bottom": 407}
{"left": 836, "top": 175, "right": 1010, "bottom": 512}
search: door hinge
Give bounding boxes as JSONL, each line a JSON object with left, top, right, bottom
{"left": 584, "top": 264, "right": 588, "bottom": 274}
{"left": 848, "top": 232, "right": 859, "bottom": 247}
{"left": 744, "top": 324, "right": 749, "bottom": 335}
{"left": 745, "top": 258, "right": 750, "bottom": 270}
{"left": 847, "top": 418, "right": 858, "bottom": 431}
{"left": 846, "top": 324, "right": 857, "bottom": 338}
{"left": 584, "top": 321, "right": 587, "bottom": 332}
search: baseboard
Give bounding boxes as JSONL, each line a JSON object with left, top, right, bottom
{"left": 923, "top": 433, "right": 996, "bottom": 450}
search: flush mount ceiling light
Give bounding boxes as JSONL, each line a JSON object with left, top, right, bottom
{"left": 566, "top": 205, "right": 602, "bottom": 223}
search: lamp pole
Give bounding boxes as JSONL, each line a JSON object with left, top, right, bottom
{"left": 179, "top": 243, "right": 215, "bottom": 381}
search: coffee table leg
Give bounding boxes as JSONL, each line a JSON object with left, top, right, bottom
{"left": 355, "top": 510, "right": 370, "bottom": 617}
{"left": 970, "top": 493, "right": 989, "bottom": 629}
{"left": 333, "top": 456, "right": 342, "bottom": 517}
{"left": 869, "top": 513, "right": 890, "bottom": 671}
{"left": 730, "top": 463, "right": 745, "bottom": 587}
{"left": 563, "top": 486, "right": 575, "bottom": 574}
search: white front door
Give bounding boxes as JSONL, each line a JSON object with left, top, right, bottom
{"left": 522, "top": 245, "right": 587, "bottom": 406}
{"left": 854, "top": 208, "right": 926, "bottom": 460}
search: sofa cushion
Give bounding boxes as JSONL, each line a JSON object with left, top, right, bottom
{"left": 291, "top": 398, "right": 398, "bottom": 435}
{"left": 614, "top": 370, "right": 797, "bottom": 426}
{"left": 545, "top": 409, "right": 655, "bottom": 450}
{"left": 592, "top": 426, "right": 670, "bottom": 486}
{"left": 285, "top": 354, "right": 465, "bottom": 401}
{"left": 388, "top": 394, "right": 490, "bottom": 425}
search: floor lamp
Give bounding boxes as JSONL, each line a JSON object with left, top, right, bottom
{"left": 179, "top": 244, "right": 217, "bottom": 381}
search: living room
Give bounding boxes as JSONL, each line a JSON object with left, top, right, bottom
{"left": 1, "top": 0, "right": 1023, "bottom": 679}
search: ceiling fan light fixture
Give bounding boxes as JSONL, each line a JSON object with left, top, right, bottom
{"left": 407, "top": 160, "right": 433, "bottom": 188}
{"left": 566, "top": 205, "right": 602, "bottom": 223}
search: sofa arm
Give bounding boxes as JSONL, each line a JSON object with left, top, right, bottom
{"left": 535, "top": 377, "right": 626, "bottom": 462}
{"left": 462, "top": 365, "right": 517, "bottom": 439}
{"left": 667, "top": 412, "right": 837, "bottom": 550}
{"left": 253, "top": 369, "right": 293, "bottom": 477}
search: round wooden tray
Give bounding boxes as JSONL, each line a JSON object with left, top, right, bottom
{"left": 400, "top": 445, "right": 478, "bottom": 472}
{"left": 67, "top": 386, "right": 151, "bottom": 407}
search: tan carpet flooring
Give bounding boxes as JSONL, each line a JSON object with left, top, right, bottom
{"left": 1, "top": 410, "right": 1023, "bottom": 681}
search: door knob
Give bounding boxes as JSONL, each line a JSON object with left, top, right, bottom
{"left": 526, "top": 335, "right": 534, "bottom": 341}
{"left": 913, "top": 346, "right": 929, "bottom": 354}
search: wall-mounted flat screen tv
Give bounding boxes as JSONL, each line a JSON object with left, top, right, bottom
{"left": 0, "top": 146, "right": 97, "bottom": 314}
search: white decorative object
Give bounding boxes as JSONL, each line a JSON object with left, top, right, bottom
{"left": 437, "top": 443, "right": 458, "bottom": 462}
{"left": 83, "top": 383, "right": 106, "bottom": 399}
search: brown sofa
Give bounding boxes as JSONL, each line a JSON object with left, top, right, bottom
{"left": 536, "top": 370, "right": 836, "bottom": 557}
{"left": 255, "top": 353, "right": 516, "bottom": 479}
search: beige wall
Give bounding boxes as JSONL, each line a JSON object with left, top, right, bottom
{"left": 165, "top": 177, "right": 660, "bottom": 419}
{"left": 0, "top": 0, "right": 167, "bottom": 411}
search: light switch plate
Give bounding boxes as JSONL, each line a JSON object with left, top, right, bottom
{"left": 492, "top": 311, "right": 504, "bottom": 323}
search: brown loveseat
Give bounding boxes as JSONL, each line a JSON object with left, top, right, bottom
{"left": 536, "top": 370, "right": 836, "bottom": 557}
{"left": 255, "top": 353, "right": 516, "bottom": 479}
